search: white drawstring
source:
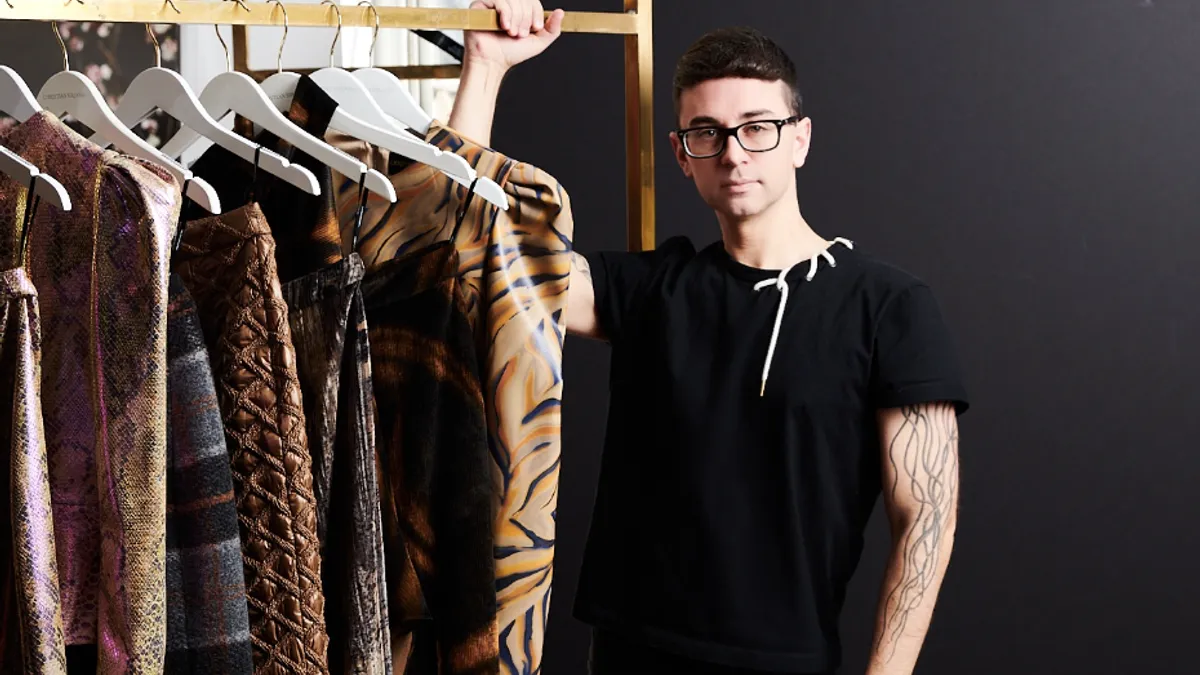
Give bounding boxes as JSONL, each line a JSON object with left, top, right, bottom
{"left": 753, "top": 238, "right": 853, "bottom": 396}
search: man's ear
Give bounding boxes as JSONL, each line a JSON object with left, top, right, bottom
{"left": 792, "top": 116, "right": 812, "bottom": 169}
{"left": 670, "top": 132, "right": 694, "bottom": 178}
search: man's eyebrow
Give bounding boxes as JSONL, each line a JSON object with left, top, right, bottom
{"left": 684, "top": 110, "right": 779, "bottom": 127}
{"left": 739, "top": 109, "right": 777, "bottom": 119}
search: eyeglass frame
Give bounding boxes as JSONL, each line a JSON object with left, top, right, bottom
{"left": 674, "top": 116, "right": 803, "bottom": 159}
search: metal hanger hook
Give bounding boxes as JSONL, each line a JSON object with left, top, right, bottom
{"left": 51, "top": 21, "right": 69, "bottom": 71}
{"left": 5, "top": 0, "right": 13, "bottom": 11}
{"left": 164, "top": 0, "right": 181, "bottom": 12}
{"left": 357, "top": 0, "right": 380, "bottom": 67}
{"left": 145, "top": 25, "right": 161, "bottom": 67}
{"left": 321, "top": 0, "right": 342, "bottom": 69}
{"left": 214, "top": 0, "right": 249, "bottom": 72}
{"left": 268, "top": 0, "right": 289, "bottom": 74}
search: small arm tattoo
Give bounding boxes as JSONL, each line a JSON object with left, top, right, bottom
{"left": 876, "top": 402, "right": 959, "bottom": 661}
{"left": 571, "top": 251, "right": 593, "bottom": 281}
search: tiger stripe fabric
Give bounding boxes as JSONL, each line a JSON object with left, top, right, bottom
{"left": 0, "top": 266, "right": 68, "bottom": 675}
{"left": 329, "top": 123, "right": 574, "bottom": 675}
{"left": 4, "top": 110, "right": 176, "bottom": 673}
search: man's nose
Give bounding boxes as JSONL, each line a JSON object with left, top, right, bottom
{"left": 720, "top": 134, "right": 749, "bottom": 165}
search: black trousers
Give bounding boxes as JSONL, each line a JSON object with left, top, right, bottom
{"left": 588, "top": 629, "right": 836, "bottom": 675}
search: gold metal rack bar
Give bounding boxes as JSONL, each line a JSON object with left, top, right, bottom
{"left": 2, "top": 0, "right": 655, "bottom": 251}
{"left": 1, "top": 1, "right": 637, "bottom": 34}
{"left": 245, "top": 64, "right": 462, "bottom": 82}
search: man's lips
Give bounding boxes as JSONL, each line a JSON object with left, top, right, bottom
{"left": 722, "top": 179, "right": 757, "bottom": 189}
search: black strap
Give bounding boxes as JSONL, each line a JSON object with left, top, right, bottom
{"left": 171, "top": 175, "right": 194, "bottom": 256}
{"left": 451, "top": 177, "right": 480, "bottom": 245}
{"left": 350, "top": 168, "right": 370, "bottom": 252}
{"left": 247, "top": 144, "right": 263, "bottom": 204}
{"left": 414, "top": 30, "right": 464, "bottom": 62}
{"left": 19, "top": 174, "right": 40, "bottom": 268}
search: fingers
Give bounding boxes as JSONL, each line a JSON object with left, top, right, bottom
{"left": 514, "top": 0, "right": 531, "bottom": 37}
{"left": 532, "top": 0, "right": 545, "bottom": 33}
{"left": 491, "top": 0, "right": 514, "bottom": 35}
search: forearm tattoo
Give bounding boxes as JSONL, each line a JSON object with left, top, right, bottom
{"left": 571, "top": 251, "right": 592, "bottom": 281}
{"left": 876, "top": 402, "right": 959, "bottom": 660}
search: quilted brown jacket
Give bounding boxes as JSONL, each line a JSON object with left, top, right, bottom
{"left": 173, "top": 203, "right": 329, "bottom": 675}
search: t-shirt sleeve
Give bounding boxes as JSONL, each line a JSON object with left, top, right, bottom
{"left": 871, "top": 283, "right": 970, "bottom": 415}
{"left": 583, "top": 236, "right": 691, "bottom": 343}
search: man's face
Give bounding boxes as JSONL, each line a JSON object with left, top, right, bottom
{"left": 671, "top": 78, "right": 811, "bottom": 223}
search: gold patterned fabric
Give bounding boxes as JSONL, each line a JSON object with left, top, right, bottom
{"left": 0, "top": 264, "right": 67, "bottom": 675}
{"left": 173, "top": 203, "right": 329, "bottom": 675}
{"left": 3, "top": 111, "right": 177, "bottom": 673}
{"left": 331, "top": 122, "right": 573, "bottom": 675}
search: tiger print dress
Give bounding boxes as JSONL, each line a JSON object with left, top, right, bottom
{"left": 329, "top": 123, "right": 574, "bottom": 675}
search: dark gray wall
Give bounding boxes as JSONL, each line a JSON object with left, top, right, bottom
{"left": 490, "top": 1, "right": 1200, "bottom": 673}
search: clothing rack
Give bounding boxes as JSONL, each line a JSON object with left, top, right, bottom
{"left": 3, "top": 0, "right": 657, "bottom": 251}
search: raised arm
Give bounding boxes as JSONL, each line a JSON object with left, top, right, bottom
{"left": 449, "top": 1, "right": 564, "bottom": 146}
{"left": 868, "top": 402, "right": 961, "bottom": 675}
{"left": 566, "top": 252, "right": 605, "bottom": 340}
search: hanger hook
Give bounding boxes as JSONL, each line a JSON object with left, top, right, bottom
{"left": 145, "top": 25, "right": 161, "bottom": 68}
{"left": 164, "top": 0, "right": 181, "bottom": 12}
{"left": 321, "top": 0, "right": 342, "bottom": 70}
{"left": 213, "top": 0, "right": 249, "bottom": 73}
{"left": 5, "top": 0, "right": 12, "bottom": 11}
{"left": 357, "top": 0, "right": 380, "bottom": 68}
{"left": 51, "top": 21, "right": 69, "bottom": 71}
{"left": 268, "top": 0, "right": 289, "bottom": 74}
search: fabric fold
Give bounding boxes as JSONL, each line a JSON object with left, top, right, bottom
{"left": 0, "top": 265, "right": 67, "bottom": 674}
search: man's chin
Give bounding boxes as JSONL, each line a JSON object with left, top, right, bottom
{"left": 712, "top": 197, "right": 766, "bottom": 221}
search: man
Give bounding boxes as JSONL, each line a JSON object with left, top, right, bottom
{"left": 454, "top": 4, "right": 969, "bottom": 674}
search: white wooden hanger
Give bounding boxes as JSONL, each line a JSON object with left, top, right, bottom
{"left": 159, "top": 2, "right": 396, "bottom": 203}
{"left": 351, "top": 1, "right": 432, "bottom": 135}
{"left": 0, "top": 65, "right": 40, "bottom": 124}
{"left": 102, "top": 21, "right": 320, "bottom": 196}
{"left": 0, "top": 147, "right": 71, "bottom": 211}
{"left": 258, "top": 1, "right": 507, "bottom": 210}
{"left": 36, "top": 20, "right": 221, "bottom": 213}
{"left": 0, "top": 53, "right": 70, "bottom": 211}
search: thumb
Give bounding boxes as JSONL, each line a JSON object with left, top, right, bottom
{"left": 537, "top": 8, "right": 564, "bottom": 44}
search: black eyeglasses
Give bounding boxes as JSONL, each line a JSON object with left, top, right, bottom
{"left": 675, "top": 116, "right": 801, "bottom": 159}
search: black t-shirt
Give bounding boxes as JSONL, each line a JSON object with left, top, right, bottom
{"left": 573, "top": 235, "right": 970, "bottom": 673}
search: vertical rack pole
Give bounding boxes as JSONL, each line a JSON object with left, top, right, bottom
{"left": 624, "top": 0, "right": 655, "bottom": 251}
{"left": 232, "top": 24, "right": 250, "bottom": 72}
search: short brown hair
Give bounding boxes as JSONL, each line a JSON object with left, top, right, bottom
{"left": 673, "top": 27, "right": 803, "bottom": 122}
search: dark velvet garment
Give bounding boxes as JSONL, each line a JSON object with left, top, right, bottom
{"left": 184, "top": 75, "right": 391, "bottom": 675}
{"left": 360, "top": 240, "right": 497, "bottom": 675}
{"left": 173, "top": 203, "right": 329, "bottom": 675}
{"left": 281, "top": 255, "right": 391, "bottom": 675}
{"left": 165, "top": 274, "right": 253, "bottom": 675}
